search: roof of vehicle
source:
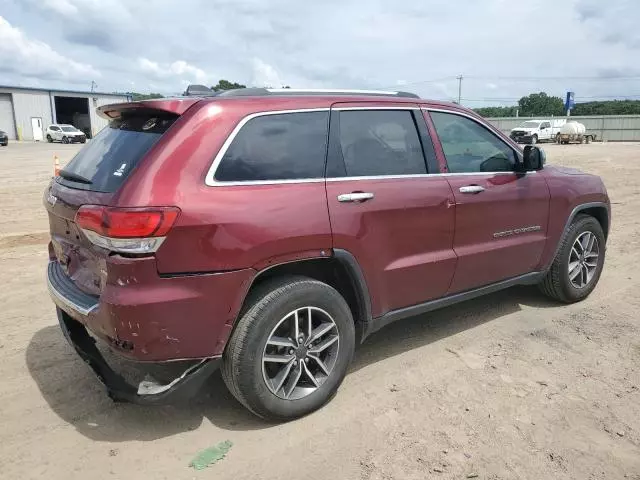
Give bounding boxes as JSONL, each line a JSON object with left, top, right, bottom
{"left": 97, "top": 88, "right": 475, "bottom": 119}
{"left": 50, "top": 124, "right": 76, "bottom": 127}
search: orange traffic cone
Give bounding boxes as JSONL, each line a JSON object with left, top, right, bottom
{"left": 53, "top": 155, "right": 61, "bottom": 177}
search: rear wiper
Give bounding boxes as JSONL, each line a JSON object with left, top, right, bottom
{"left": 59, "top": 170, "right": 93, "bottom": 184}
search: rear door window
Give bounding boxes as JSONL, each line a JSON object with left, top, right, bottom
{"left": 58, "top": 112, "right": 177, "bottom": 192}
{"left": 214, "top": 111, "right": 329, "bottom": 182}
{"left": 334, "top": 110, "right": 427, "bottom": 177}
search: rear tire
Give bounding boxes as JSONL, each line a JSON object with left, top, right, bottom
{"left": 538, "top": 214, "right": 605, "bottom": 303}
{"left": 530, "top": 134, "right": 538, "bottom": 145}
{"left": 221, "top": 276, "right": 355, "bottom": 421}
{"left": 62, "top": 136, "right": 69, "bottom": 144}
{"left": 556, "top": 133, "right": 561, "bottom": 144}
{"left": 46, "top": 135, "right": 53, "bottom": 143}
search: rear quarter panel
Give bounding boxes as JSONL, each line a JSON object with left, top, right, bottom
{"left": 537, "top": 165, "right": 609, "bottom": 270}
{"left": 113, "top": 98, "right": 333, "bottom": 273}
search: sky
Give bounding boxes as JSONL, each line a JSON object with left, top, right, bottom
{"left": 0, "top": 0, "right": 639, "bottom": 106}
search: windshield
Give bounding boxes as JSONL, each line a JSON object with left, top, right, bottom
{"left": 58, "top": 112, "right": 178, "bottom": 192}
{"left": 61, "top": 126, "right": 78, "bottom": 132}
{"left": 519, "top": 121, "right": 540, "bottom": 128}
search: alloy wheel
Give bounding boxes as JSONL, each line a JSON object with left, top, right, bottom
{"left": 262, "top": 306, "right": 340, "bottom": 400}
{"left": 568, "top": 231, "right": 600, "bottom": 289}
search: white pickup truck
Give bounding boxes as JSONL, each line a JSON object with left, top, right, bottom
{"left": 509, "top": 119, "right": 567, "bottom": 144}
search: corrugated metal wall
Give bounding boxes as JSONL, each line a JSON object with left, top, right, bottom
{"left": 9, "top": 90, "right": 53, "bottom": 141}
{"left": 0, "top": 93, "right": 17, "bottom": 139}
{"left": 0, "top": 87, "right": 129, "bottom": 140}
{"left": 485, "top": 115, "right": 640, "bottom": 142}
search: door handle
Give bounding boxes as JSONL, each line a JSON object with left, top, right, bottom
{"left": 459, "top": 185, "right": 485, "bottom": 194}
{"left": 337, "top": 192, "right": 375, "bottom": 203}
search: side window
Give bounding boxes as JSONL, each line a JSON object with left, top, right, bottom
{"left": 214, "top": 111, "right": 328, "bottom": 182}
{"left": 50, "top": 126, "right": 59, "bottom": 131}
{"left": 337, "top": 110, "right": 426, "bottom": 177}
{"left": 542, "top": 121, "right": 551, "bottom": 129}
{"left": 430, "top": 111, "right": 516, "bottom": 173}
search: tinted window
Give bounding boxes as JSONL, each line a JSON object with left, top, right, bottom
{"left": 58, "top": 112, "right": 177, "bottom": 193}
{"left": 215, "top": 111, "right": 329, "bottom": 182}
{"left": 50, "top": 126, "right": 60, "bottom": 131}
{"left": 541, "top": 122, "right": 551, "bottom": 129}
{"left": 337, "top": 110, "right": 426, "bottom": 177}
{"left": 430, "top": 112, "right": 516, "bottom": 173}
{"left": 61, "top": 126, "right": 77, "bottom": 132}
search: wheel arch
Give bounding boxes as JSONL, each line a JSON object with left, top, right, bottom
{"left": 546, "top": 201, "right": 610, "bottom": 271}
{"left": 235, "top": 250, "right": 373, "bottom": 344}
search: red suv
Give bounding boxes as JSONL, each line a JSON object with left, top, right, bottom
{"left": 45, "top": 87, "right": 610, "bottom": 420}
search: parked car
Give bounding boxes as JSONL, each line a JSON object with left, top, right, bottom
{"left": 510, "top": 118, "right": 566, "bottom": 144}
{"left": 0, "top": 130, "right": 7, "bottom": 146}
{"left": 44, "top": 88, "right": 610, "bottom": 420}
{"left": 46, "top": 124, "right": 86, "bottom": 144}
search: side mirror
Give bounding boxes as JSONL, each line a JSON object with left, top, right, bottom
{"left": 522, "top": 145, "right": 545, "bottom": 171}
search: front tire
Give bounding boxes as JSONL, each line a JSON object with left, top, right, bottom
{"left": 539, "top": 214, "right": 605, "bottom": 303}
{"left": 222, "top": 276, "right": 355, "bottom": 420}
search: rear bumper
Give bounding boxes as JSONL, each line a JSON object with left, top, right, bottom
{"left": 47, "top": 257, "right": 255, "bottom": 361}
{"left": 57, "top": 308, "right": 219, "bottom": 404}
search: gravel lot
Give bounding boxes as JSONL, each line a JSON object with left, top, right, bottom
{"left": 1, "top": 141, "right": 639, "bottom": 479}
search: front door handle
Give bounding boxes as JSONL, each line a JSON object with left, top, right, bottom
{"left": 459, "top": 185, "right": 485, "bottom": 194}
{"left": 337, "top": 192, "right": 375, "bottom": 203}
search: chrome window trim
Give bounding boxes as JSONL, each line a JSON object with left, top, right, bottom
{"left": 332, "top": 106, "right": 420, "bottom": 111}
{"left": 204, "top": 108, "right": 330, "bottom": 187}
{"left": 205, "top": 106, "right": 532, "bottom": 187}
{"left": 326, "top": 171, "right": 535, "bottom": 182}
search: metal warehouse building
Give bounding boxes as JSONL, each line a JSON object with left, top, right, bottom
{"left": 0, "top": 86, "right": 130, "bottom": 141}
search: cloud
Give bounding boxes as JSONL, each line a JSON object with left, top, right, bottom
{"left": 251, "top": 59, "right": 283, "bottom": 87}
{"left": 138, "top": 58, "right": 210, "bottom": 85}
{"left": 4, "top": 0, "right": 640, "bottom": 103}
{"left": 575, "top": 0, "right": 640, "bottom": 48}
{"left": 0, "top": 16, "right": 100, "bottom": 82}
{"left": 23, "top": 0, "right": 134, "bottom": 50}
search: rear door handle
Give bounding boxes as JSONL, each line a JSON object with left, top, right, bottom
{"left": 459, "top": 185, "right": 485, "bottom": 194}
{"left": 337, "top": 192, "right": 375, "bottom": 203}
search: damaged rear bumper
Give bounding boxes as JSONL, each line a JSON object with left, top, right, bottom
{"left": 57, "top": 308, "right": 220, "bottom": 405}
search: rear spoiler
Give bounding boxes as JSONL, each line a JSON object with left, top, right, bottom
{"left": 97, "top": 98, "right": 201, "bottom": 120}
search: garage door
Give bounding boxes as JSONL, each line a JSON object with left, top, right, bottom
{"left": 0, "top": 94, "right": 16, "bottom": 140}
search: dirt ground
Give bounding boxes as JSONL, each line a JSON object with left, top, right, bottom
{"left": 0, "top": 141, "right": 639, "bottom": 480}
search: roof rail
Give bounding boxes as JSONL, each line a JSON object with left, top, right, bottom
{"left": 184, "top": 85, "right": 420, "bottom": 99}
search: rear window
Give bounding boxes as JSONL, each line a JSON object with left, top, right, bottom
{"left": 61, "top": 126, "right": 77, "bottom": 132}
{"left": 214, "top": 111, "right": 329, "bottom": 182}
{"left": 58, "top": 112, "right": 177, "bottom": 192}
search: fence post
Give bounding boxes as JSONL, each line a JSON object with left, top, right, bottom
{"left": 600, "top": 116, "right": 605, "bottom": 142}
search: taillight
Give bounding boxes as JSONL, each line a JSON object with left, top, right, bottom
{"left": 75, "top": 206, "right": 180, "bottom": 254}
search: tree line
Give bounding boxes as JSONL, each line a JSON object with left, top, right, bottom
{"left": 123, "top": 79, "right": 293, "bottom": 101}
{"left": 473, "top": 92, "right": 640, "bottom": 117}
{"left": 122, "top": 85, "right": 640, "bottom": 117}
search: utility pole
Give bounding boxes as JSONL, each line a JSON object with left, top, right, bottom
{"left": 456, "top": 75, "right": 463, "bottom": 105}
{"left": 90, "top": 80, "right": 97, "bottom": 92}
